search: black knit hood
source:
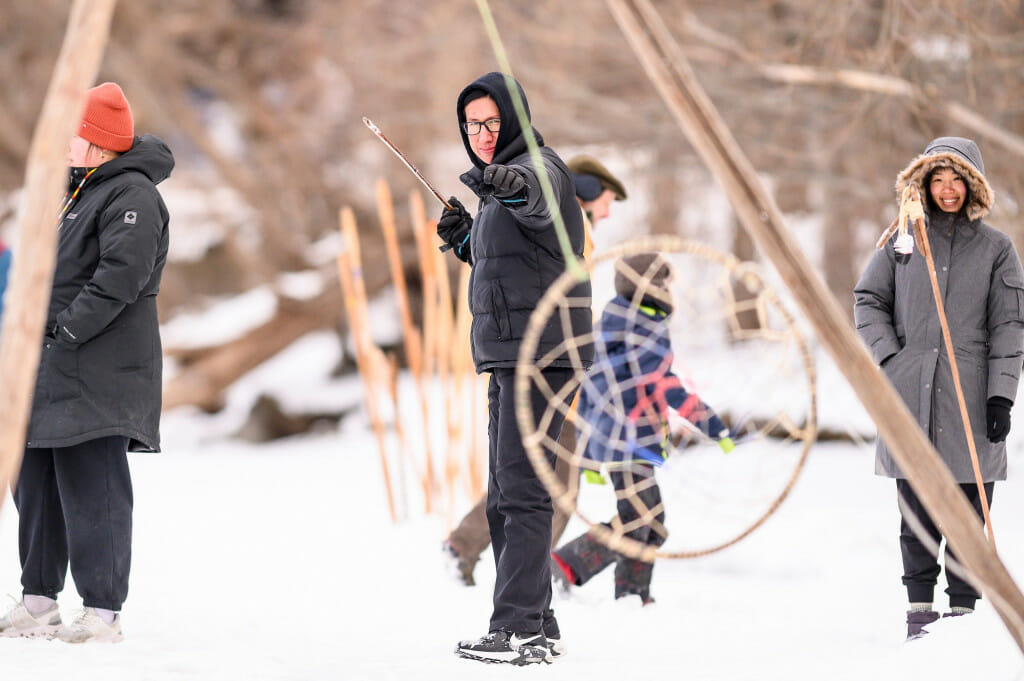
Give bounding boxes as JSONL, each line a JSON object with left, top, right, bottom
{"left": 456, "top": 71, "right": 544, "bottom": 170}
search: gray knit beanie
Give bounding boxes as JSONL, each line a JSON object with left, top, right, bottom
{"left": 614, "top": 253, "right": 674, "bottom": 314}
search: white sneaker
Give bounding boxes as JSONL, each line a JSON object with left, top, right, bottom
{"left": 56, "top": 608, "right": 123, "bottom": 644}
{"left": 0, "top": 596, "right": 63, "bottom": 639}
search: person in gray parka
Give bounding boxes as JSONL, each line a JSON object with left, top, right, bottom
{"left": 854, "top": 137, "right": 1024, "bottom": 639}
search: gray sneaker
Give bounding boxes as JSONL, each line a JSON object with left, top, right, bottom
{"left": 0, "top": 597, "right": 63, "bottom": 639}
{"left": 56, "top": 608, "right": 123, "bottom": 644}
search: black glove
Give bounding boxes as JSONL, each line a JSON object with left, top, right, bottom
{"left": 482, "top": 164, "right": 527, "bottom": 204}
{"left": 987, "top": 396, "right": 1013, "bottom": 443}
{"left": 437, "top": 196, "right": 472, "bottom": 263}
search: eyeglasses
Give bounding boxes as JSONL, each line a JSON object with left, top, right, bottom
{"left": 462, "top": 118, "right": 501, "bottom": 135}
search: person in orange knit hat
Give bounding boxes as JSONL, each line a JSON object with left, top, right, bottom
{"left": 0, "top": 82, "right": 174, "bottom": 644}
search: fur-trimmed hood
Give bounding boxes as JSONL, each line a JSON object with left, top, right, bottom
{"left": 895, "top": 136, "right": 993, "bottom": 221}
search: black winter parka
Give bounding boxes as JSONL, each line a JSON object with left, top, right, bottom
{"left": 456, "top": 72, "right": 593, "bottom": 372}
{"left": 27, "top": 134, "right": 173, "bottom": 452}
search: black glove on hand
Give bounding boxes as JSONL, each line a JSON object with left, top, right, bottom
{"left": 437, "top": 196, "right": 472, "bottom": 262}
{"left": 482, "top": 164, "right": 527, "bottom": 203}
{"left": 987, "top": 396, "right": 1013, "bottom": 443}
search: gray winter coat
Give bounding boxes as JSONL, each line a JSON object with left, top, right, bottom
{"left": 854, "top": 137, "right": 1024, "bottom": 482}
{"left": 26, "top": 134, "right": 173, "bottom": 452}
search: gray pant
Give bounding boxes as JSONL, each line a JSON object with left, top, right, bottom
{"left": 15, "top": 436, "right": 133, "bottom": 611}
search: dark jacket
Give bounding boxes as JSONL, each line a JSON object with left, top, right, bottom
{"left": 855, "top": 137, "right": 1024, "bottom": 482}
{"left": 0, "top": 241, "right": 9, "bottom": 321}
{"left": 27, "top": 134, "right": 173, "bottom": 452}
{"left": 579, "top": 296, "right": 727, "bottom": 465}
{"left": 455, "top": 72, "right": 592, "bottom": 372}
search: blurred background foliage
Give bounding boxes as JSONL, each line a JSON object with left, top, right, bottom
{"left": 1, "top": 0, "right": 1023, "bottom": 351}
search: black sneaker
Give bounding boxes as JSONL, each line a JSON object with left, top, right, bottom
{"left": 454, "top": 630, "right": 552, "bottom": 665}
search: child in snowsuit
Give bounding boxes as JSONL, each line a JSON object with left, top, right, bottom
{"left": 552, "top": 253, "right": 734, "bottom": 603}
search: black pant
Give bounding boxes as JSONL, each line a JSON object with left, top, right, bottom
{"left": 15, "top": 436, "right": 133, "bottom": 611}
{"left": 486, "top": 367, "right": 573, "bottom": 636}
{"left": 897, "top": 478, "right": 993, "bottom": 609}
{"left": 609, "top": 467, "right": 666, "bottom": 601}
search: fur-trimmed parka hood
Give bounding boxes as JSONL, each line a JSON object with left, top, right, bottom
{"left": 895, "top": 136, "right": 993, "bottom": 221}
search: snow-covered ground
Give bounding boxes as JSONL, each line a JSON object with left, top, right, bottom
{"left": 3, "top": 323, "right": 1024, "bottom": 680}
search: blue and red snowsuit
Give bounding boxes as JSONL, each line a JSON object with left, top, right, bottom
{"left": 555, "top": 295, "right": 729, "bottom": 602}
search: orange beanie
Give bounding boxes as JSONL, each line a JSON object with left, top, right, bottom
{"left": 79, "top": 82, "right": 134, "bottom": 152}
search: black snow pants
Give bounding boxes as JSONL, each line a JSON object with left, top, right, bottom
{"left": 554, "top": 464, "right": 665, "bottom": 602}
{"left": 897, "top": 478, "right": 993, "bottom": 610}
{"left": 486, "top": 367, "right": 573, "bottom": 637}
{"left": 15, "top": 436, "right": 133, "bottom": 611}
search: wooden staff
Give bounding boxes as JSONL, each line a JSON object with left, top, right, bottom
{"left": 377, "top": 180, "right": 436, "bottom": 513}
{"left": 606, "top": 0, "right": 1024, "bottom": 650}
{"left": 337, "top": 207, "right": 397, "bottom": 522}
{"left": 904, "top": 185, "right": 995, "bottom": 546}
{"left": 384, "top": 353, "right": 409, "bottom": 520}
{"left": 0, "top": 0, "right": 118, "bottom": 515}
{"left": 431, "top": 234, "right": 459, "bottom": 520}
{"left": 453, "top": 264, "right": 485, "bottom": 498}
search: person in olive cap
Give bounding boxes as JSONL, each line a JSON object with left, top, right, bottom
{"left": 437, "top": 72, "right": 592, "bottom": 666}
{"left": 551, "top": 253, "right": 734, "bottom": 604}
{"left": 0, "top": 82, "right": 173, "bottom": 644}
{"left": 441, "top": 155, "right": 629, "bottom": 590}
{"left": 568, "top": 154, "right": 627, "bottom": 236}
{"left": 855, "top": 137, "right": 1024, "bottom": 640}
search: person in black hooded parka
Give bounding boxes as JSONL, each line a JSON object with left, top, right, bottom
{"left": 438, "top": 72, "right": 592, "bottom": 665}
{"left": 0, "top": 82, "right": 173, "bottom": 644}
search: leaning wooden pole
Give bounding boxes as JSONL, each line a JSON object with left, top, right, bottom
{"left": 0, "top": 0, "right": 118, "bottom": 515}
{"left": 607, "top": 0, "right": 1024, "bottom": 651}
{"left": 908, "top": 197, "right": 995, "bottom": 546}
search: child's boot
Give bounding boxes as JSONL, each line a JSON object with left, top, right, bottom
{"left": 615, "top": 557, "right": 654, "bottom": 604}
{"left": 552, "top": 530, "right": 615, "bottom": 586}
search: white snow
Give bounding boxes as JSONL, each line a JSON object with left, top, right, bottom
{"left": 4, "top": 270, "right": 1024, "bottom": 680}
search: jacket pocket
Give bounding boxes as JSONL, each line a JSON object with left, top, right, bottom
{"left": 488, "top": 281, "right": 513, "bottom": 341}
{"left": 43, "top": 341, "right": 82, "bottom": 402}
{"left": 1002, "top": 271, "right": 1024, "bottom": 322}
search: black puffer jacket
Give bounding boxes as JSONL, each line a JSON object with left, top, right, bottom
{"left": 26, "top": 134, "right": 173, "bottom": 452}
{"left": 456, "top": 72, "right": 593, "bottom": 372}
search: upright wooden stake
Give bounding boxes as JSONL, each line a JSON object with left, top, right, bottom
{"left": 608, "top": 0, "right": 1024, "bottom": 651}
{"left": 377, "top": 180, "right": 435, "bottom": 513}
{"left": 408, "top": 190, "right": 439, "bottom": 512}
{"left": 337, "top": 208, "right": 397, "bottom": 522}
{"left": 0, "top": 0, "right": 118, "bottom": 515}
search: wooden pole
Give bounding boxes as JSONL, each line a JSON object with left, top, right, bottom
{"left": 337, "top": 207, "right": 398, "bottom": 522}
{"left": 607, "top": 0, "right": 1024, "bottom": 651}
{"left": 909, "top": 202, "right": 995, "bottom": 545}
{"left": 0, "top": 0, "right": 118, "bottom": 515}
{"left": 408, "top": 190, "right": 438, "bottom": 512}
{"left": 378, "top": 180, "right": 436, "bottom": 513}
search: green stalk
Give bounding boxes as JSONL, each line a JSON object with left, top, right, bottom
{"left": 474, "top": 0, "right": 587, "bottom": 281}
